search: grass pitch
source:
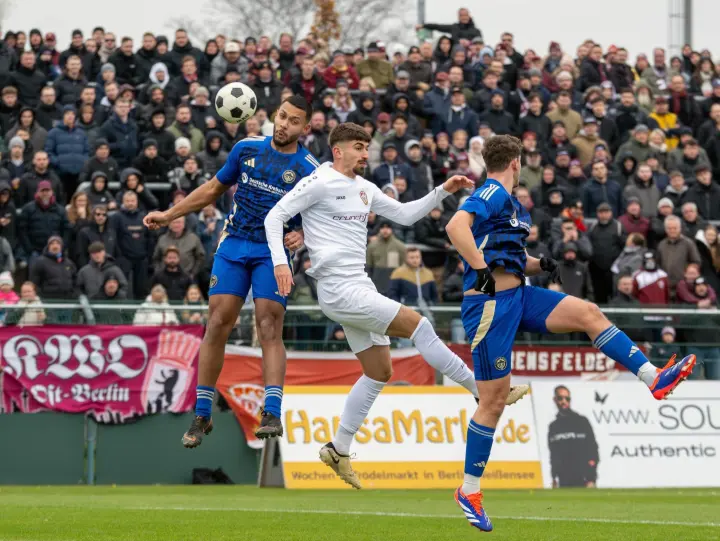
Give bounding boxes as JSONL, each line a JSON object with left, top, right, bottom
{"left": 1, "top": 486, "right": 718, "bottom": 541}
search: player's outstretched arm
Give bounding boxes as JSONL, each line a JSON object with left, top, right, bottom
{"left": 370, "top": 175, "right": 474, "bottom": 226}
{"left": 143, "top": 178, "right": 230, "bottom": 230}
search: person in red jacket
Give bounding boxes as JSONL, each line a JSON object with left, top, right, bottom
{"left": 323, "top": 50, "right": 359, "bottom": 89}
{"left": 618, "top": 197, "right": 650, "bottom": 237}
{"left": 632, "top": 251, "right": 670, "bottom": 304}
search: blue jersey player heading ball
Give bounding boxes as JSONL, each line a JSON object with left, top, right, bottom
{"left": 144, "top": 96, "right": 320, "bottom": 447}
{"left": 445, "top": 135, "right": 697, "bottom": 533}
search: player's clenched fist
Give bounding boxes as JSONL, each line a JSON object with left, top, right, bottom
{"left": 144, "top": 211, "right": 171, "bottom": 230}
{"left": 442, "top": 175, "right": 475, "bottom": 194}
{"left": 274, "top": 264, "right": 294, "bottom": 297}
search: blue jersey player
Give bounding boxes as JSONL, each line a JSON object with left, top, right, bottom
{"left": 445, "top": 135, "right": 696, "bottom": 532}
{"left": 144, "top": 96, "right": 319, "bottom": 447}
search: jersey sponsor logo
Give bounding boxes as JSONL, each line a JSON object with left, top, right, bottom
{"left": 333, "top": 213, "right": 368, "bottom": 222}
{"left": 209, "top": 275, "right": 218, "bottom": 288}
{"left": 336, "top": 196, "right": 345, "bottom": 200}
{"left": 243, "top": 158, "right": 256, "bottom": 168}
{"left": 359, "top": 190, "right": 368, "bottom": 205}
{"left": 282, "top": 170, "right": 297, "bottom": 184}
{"left": 246, "top": 177, "right": 289, "bottom": 196}
{"left": 241, "top": 172, "right": 249, "bottom": 183}
{"left": 494, "top": 356, "right": 508, "bottom": 371}
{"left": 479, "top": 184, "right": 499, "bottom": 200}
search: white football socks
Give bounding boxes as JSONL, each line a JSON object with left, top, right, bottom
{"left": 411, "top": 317, "right": 479, "bottom": 399}
{"left": 462, "top": 473, "right": 481, "bottom": 494}
{"left": 638, "top": 362, "right": 659, "bottom": 387}
{"left": 333, "top": 375, "right": 386, "bottom": 455}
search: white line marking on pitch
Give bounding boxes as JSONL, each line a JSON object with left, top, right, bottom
{"left": 129, "top": 506, "right": 720, "bottom": 528}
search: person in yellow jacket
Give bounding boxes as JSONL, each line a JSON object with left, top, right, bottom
{"left": 648, "top": 96, "right": 679, "bottom": 150}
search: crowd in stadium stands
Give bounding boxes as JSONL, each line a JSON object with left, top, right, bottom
{"left": 0, "top": 10, "right": 719, "bottom": 373}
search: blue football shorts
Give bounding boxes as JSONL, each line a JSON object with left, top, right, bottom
{"left": 208, "top": 235, "right": 288, "bottom": 307}
{"left": 461, "top": 285, "right": 566, "bottom": 380}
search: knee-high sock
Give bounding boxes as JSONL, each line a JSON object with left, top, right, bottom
{"left": 411, "top": 317, "right": 478, "bottom": 398}
{"left": 593, "top": 325, "right": 656, "bottom": 386}
{"left": 462, "top": 420, "right": 495, "bottom": 494}
{"left": 333, "top": 375, "right": 385, "bottom": 454}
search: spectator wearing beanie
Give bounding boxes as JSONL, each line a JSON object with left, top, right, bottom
{"left": 3, "top": 137, "right": 28, "bottom": 183}
{"left": 141, "top": 109, "right": 176, "bottom": 161}
{"left": 91, "top": 276, "right": 128, "bottom": 324}
{"left": 17, "top": 180, "right": 68, "bottom": 263}
{"left": 111, "top": 190, "right": 152, "bottom": 299}
{"left": 29, "top": 235, "right": 77, "bottom": 300}
{"left": 356, "top": 41, "right": 394, "bottom": 90}
{"left": 76, "top": 204, "right": 117, "bottom": 268}
{"left": 189, "top": 86, "right": 216, "bottom": 132}
{"left": 76, "top": 240, "right": 128, "bottom": 299}
{"left": 152, "top": 216, "right": 205, "bottom": 279}
{"left": 0, "top": 272, "right": 19, "bottom": 321}
{"left": 79, "top": 138, "right": 119, "bottom": 185}
{"left": 196, "top": 131, "right": 228, "bottom": 178}
{"left": 618, "top": 197, "right": 650, "bottom": 238}
{"left": 45, "top": 105, "right": 90, "bottom": 195}
{"left": 115, "top": 168, "right": 158, "bottom": 211}
{"left": 132, "top": 139, "right": 169, "bottom": 184}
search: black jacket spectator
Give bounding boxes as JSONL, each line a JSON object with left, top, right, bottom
{"left": 76, "top": 219, "right": 118, "bottom": 268}
{"left": 111, "top": 205, "right": 152, "bottom": 261}
{"left": 150, "top": 265, "right": 193, "bottom": 302}
{"left": 548, "top": 408, "right": 599, "bottom": 487}
{"left": 115, "top": 168, "right": 159, "bottom": 211}
{"left": 99, "top": 113, "right": 139, "bottom": 168}
{"left": 77, "top": 254, "right": 128, "bottom": 298}
{"left": 195, "top": 131, "right": 228, "bottom": 177}
{"left": 252, "top": 78, "right": 283, "bottom": 115}
{"left": 10, "top": 65, "right": 47, "bottom": 108}
{"left": 421, "top": 18, "right": 482, "bottom": 43}
{"left": 0, "top": 42, "right": 18, "bottom": 91}
{"left": 79, "top": 145, "right": 120, "bottom": 185}
{"left": 17, "top": 190, "right": 70, "bottom": 256}
{"left": 17, "top": 166, "right": 65, "bottom": 207}
{"left": 55, "top": 74, "right": 87, "bottom": 106}
{"left": 29, "top": 242, "right": 77, "bottom": 300}
{"left": 109, "top": 50, "right": 143, "bottom": 87}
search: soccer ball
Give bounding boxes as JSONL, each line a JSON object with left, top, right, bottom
{"left": 215, "top": 82, "right": 257, "bottom": 124}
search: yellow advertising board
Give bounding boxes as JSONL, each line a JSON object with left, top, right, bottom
{"left": 279, "top": 386, "right": 543, "bottom": 489}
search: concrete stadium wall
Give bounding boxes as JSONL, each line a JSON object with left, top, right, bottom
{"left": 0, "top": 412, "right": 259, "bottom": 485}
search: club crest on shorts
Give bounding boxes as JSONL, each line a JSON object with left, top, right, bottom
{"left": 282, "top": 170, "right": 296, "bottom": 184}
{"left": 494, "top": 356, "right": 507, "bottom": 370}
{"left": 359, "top": 190, "right": 368, "bottom": 205}
{"left": 210, "top": 274, "right": 218, "bottom": 288}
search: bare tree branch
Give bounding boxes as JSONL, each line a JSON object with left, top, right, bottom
{"left": 171, "top": 0, "right": 414, "bottom": 51}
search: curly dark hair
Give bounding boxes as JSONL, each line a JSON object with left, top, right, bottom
{"left": 482, "top": 135, "right": 523, "bottom": 173}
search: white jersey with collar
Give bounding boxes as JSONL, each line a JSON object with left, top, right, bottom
{"left": 265, "top": 162, "right": 451, "bottom": 280}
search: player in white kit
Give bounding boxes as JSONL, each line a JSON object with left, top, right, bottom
{"left": 264, "top": 123, "right": 528, "bottom": 488}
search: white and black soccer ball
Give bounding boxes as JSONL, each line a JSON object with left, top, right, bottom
{"left": 215, "top": 82, "right": 257, "bottom": 124}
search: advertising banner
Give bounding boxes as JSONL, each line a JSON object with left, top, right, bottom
{"left": 0, "top": 326, "right": 203, "bottom": 422}
{"left": 449, "top": 344, "right": 624, "bottom": 378}
{"left": 532, "top": 381, "right": 720, "bottom": 488}
{"left": 216, "top": 346, "right": 435, "bottom": 449}
{"left": 278, "top": 386, "right": 543, "bottom": 489}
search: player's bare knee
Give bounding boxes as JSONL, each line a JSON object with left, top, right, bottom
{"left": 257, "top": 315, "right": 280, "bottom": 344}
{"left": 479, "top": 392, "right": 506, "bottom": 419}
{"left": 206, "top": 310, "right": 236, "bottom": 338}
{"left": 583, "top": 302, "right": 607, "bottom": 330}
{"left": 364, "top": 363, "right": 392, "bottom": 383}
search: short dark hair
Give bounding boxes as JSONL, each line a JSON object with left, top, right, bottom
{"left": 406, "top": 247, "right": 421, "bottom": 255}
{"left": 482, "top": 135, "right": 522, "bottom": 173}
{"left": 282, "top": 95, "right": 313, "bottom": 122}
{"left": 554, "top": 385, "right": 569, "bottom": 396}
{"left": 121, "top": 37, "right": 132, "bottom": 44}
{"left": 328, "top": 122, "right": 371, "bottom": 147}
{"left": 528, "top": 92, "right": 541, "bottom": 103}
{"left": 619, "top": 87, "right": 634, "bottom": 95}
{"left": 88, "top": 241, "right": 105, "bottom": 254}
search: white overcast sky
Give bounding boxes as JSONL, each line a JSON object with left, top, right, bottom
{"left": 3, "top": 0, "right": 719, "bottom": 60}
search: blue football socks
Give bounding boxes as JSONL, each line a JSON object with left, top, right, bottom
{"left": 462, "top": 421, "right": 495, "bottom": 494}
{"left": 195, "top": 385, "right": 215, "bottom": 419}
{"left": 264, "top": 385, "right": 283, "bottom": 417}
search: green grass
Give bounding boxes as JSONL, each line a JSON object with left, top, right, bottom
{"left": 1, "top": 486, "right": 719, "bottom": 541}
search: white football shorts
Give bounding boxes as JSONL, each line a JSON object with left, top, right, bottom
{"left": 317, "top": 274, "right": 402, "bottom": 354}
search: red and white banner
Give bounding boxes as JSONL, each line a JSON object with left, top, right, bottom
{"left": 449, "top": 344, "right": 625, "bottom": 378}
{"left": 216, "top": 346, "right": 435, "bottom": 449}
{"left": 0, "top": 326, "right": 203, "bottom": 422}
